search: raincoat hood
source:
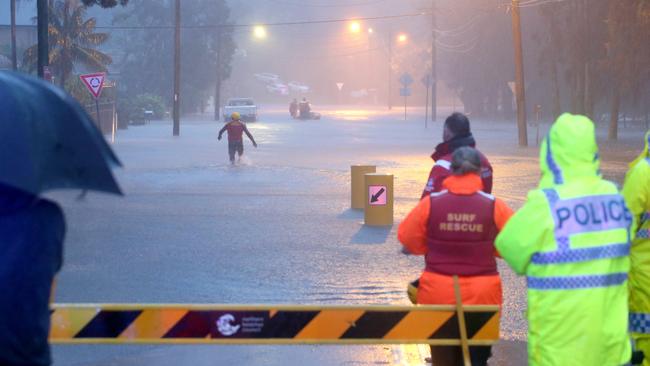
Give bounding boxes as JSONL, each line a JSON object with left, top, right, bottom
{"left": 0, "top": 183, "right": 37, "bottom": 215}
{"left": 629, "top": 131, "right": 650, "bottom": 169}
{"left": 538, "top": 113, "right": 601, "bottom": 188}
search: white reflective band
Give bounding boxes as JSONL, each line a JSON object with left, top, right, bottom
{"left": 477, "top": 191, "right": 495, "bottom": 201}
{"left": 435, "top": 160, "right": 452, "bottom": 170}
{"left": 430, "top": 190, "right": 448, "bottom": 197}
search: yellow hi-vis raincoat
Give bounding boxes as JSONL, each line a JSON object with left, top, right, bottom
{"left": 624, "top": 131, "right": 650, "bottom": 365}
{"left": 495, "top": 113, "right": 633, "bottom": 366}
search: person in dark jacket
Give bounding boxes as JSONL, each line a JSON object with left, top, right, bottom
{"left": 0, "top": 183, "right": 65, "bottom": 366}
{"left": 421, "top": 113, "right": 493, "bottom": 199}
{"left": 290, "top": 98, "right": 298, "bottom": 118}
{"left": 298, "top": 97, "right": 311, "bottom": 119}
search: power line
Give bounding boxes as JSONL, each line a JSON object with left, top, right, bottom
{"left": 247, "top": 46, "right": 384, "bottom": 61}
{"left": 262, "top": 0, "right": 387, "bottom": 8}
{"left": 516, "top": 0, "right": 567, "bottom": 8}
{"left": 434, "top": 14, "right": 485, "bottom": 36}
{"left": 96, "top": 12, "right": 430, "bottom": 31}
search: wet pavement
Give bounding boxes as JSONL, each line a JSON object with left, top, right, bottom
{"left": 50, "top": 106, "right": 644, "bottom": 365}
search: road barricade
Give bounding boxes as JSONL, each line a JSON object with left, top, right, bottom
{"left": 50, "top": 303, "right": 499, "bottom": 346}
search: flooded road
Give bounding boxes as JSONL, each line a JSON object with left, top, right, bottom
{"left": 50, "top": 107, "right": 644, "bottom": 365}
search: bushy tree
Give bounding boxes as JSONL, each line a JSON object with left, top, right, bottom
{"left": 113, "top": 0, "right": 236, "bottom": 115}
{"left": 437, "top": 0, "right": 515, "bottom": 119}
{"left": 23, "top": 0, "right": 112, "bottom": 87}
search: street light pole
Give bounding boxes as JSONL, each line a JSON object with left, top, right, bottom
{"left": 214, "top": 26, "right": 223, "bottom": 121}
{"left": 387, "top": 28, "right": 392, "bottom": 110}
{"left": 431, "top": 0, "right": 437, "bottom": 121}
{"left": 511, "top": 0, "right": 528, "bottom": 146}
{"left": 36, "top": 0, "right": 48, "bottom": 78}
{"left": 173, "top": 0, "right": 180, "bottom": 136}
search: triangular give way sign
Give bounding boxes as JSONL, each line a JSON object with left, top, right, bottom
{"left": 80, "top": 72, "right": 106, "bottom": 99}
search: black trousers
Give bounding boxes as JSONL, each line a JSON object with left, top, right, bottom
{"left": 429, "top": 345, "right": 491, "bottom": 366}
{"left": 228, "top": 141, "right": 244, "bottom": 162}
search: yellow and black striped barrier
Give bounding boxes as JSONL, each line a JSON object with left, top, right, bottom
{"left": 49, "top": 304, "right": 499, "bottom": 345}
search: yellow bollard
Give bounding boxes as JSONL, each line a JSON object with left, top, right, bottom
{"left": 364, "top": 173, "right": 393, "bottom": 226}
{"left": 351, "top": 165, "right": 376, "bottom": 209}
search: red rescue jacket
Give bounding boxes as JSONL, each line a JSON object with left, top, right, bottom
{"left": 399, "top": 174, "right": 513, "bottom": 305}
{"left": 426, "top": 190, "right": 499, "bottom": 276}
{"left": 421, "top": 135, "right": 493, "bottom": 199}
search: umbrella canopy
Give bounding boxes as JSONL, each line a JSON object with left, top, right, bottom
{"left": 0, "top": 71, "right": 122, "bottom": 195}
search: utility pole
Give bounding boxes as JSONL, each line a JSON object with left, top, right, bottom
{"left": 36, "top": 0, "right": 48, "bottom": 78}
{"left": 214, "top": 26, "right": 223, "bottom": 121}
{"left": 387, "top": 28, "right": 393, "bottom": 110}
{"left": 10, "top": 0, "right": 17, "bottom": 70}
{"left": 431, "top": 0, "right": 437, "bottom": 121}
{"left": 173, "top": 0, "right": 180, "bottom": 136}
{"left": 511, "top": 0, "right": 528, "bottom": 146}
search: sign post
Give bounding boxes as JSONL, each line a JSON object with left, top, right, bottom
{"left": 336, "top": 82, "right": 344, "bottom": 105}
{"left": 351, "top": 165, "right": 376, "bottom": 209}
{"left": 80, "top": 73, "right": 106, "bottom": 127}
{"left": 364, "top": 173, "right": 393, "bottom": 226}
{"left": 399, "top": 73, "right": 413, "bottom": 121}
{"left": 421, "top": 74, "right": 433, "bottom": 128}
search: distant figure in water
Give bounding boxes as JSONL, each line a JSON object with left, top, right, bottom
{"left": 218, "top": 112, "right": 257, "bottom": 165}
{"left": 289, "top": 98, "right": 298, "bottom": 119}
{"left": 298, "top": 97, "right": 311, "bottom": 119}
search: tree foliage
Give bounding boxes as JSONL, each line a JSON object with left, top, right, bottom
{"left": 436, "top": 1, "right": 515, "bottom": 119}
{"left": 23, "top": 0, "right": 112, "bottom": 87}
{"left": 113, "top": 0, "right": 235, "bottom": 114}
{"left": 432, "top": 0, "right": 650, "bottom": 129}
{"left": 534, "top": 0, "right": 650, "bottom": 137}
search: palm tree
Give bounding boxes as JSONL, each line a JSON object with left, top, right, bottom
{"left": 23, "top": 0, "right": 112, "bottom": 87}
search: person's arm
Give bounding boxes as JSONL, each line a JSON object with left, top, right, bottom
{"left": 243, "top": 124, "right": 257, "bottom": 147}
{"left": 482, "top": 159, "right": 494, "bottom": 194}
{"left": 623, "top": 163, "right": 649, "bottom": 236}
{"left": 218, "top": 124, "right": 228, "bottom": 140}
{"left": 493, "top": 198, "right": 515, "bottom": 257}
{"left": 495, "top": 191, "right": 550, "bottom": 275}
{"left": 398, "top": 197, "right": 431, "bottom": 255}
{"left": 494, "top": 198, "right": 515, "bottom": 230}
{"left": 421, "top": 162, "right": 451, "bottom": 199}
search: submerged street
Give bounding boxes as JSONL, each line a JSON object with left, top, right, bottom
{"left": 49, "top": 107, "right": 643, "bottom": 365}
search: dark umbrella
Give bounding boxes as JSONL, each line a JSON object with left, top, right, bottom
{"left": 0, "top": 71, "right": 122, "bottom": 195}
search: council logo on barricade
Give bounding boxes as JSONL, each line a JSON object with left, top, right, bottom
{"left": 216, "top": 314, "right": 240, "bottom": 336}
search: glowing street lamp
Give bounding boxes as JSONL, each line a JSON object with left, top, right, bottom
{"left": 253, "top": 25, "right": 267, "bottom": 40}
{"left": 397, "top": 33, "right": 408, "bottom": 43}
{"left": 349, "top": 21, "right": 361, "bottom": 33}
{"left": 367, "top": 27, "right": 373, "bottom": 34}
